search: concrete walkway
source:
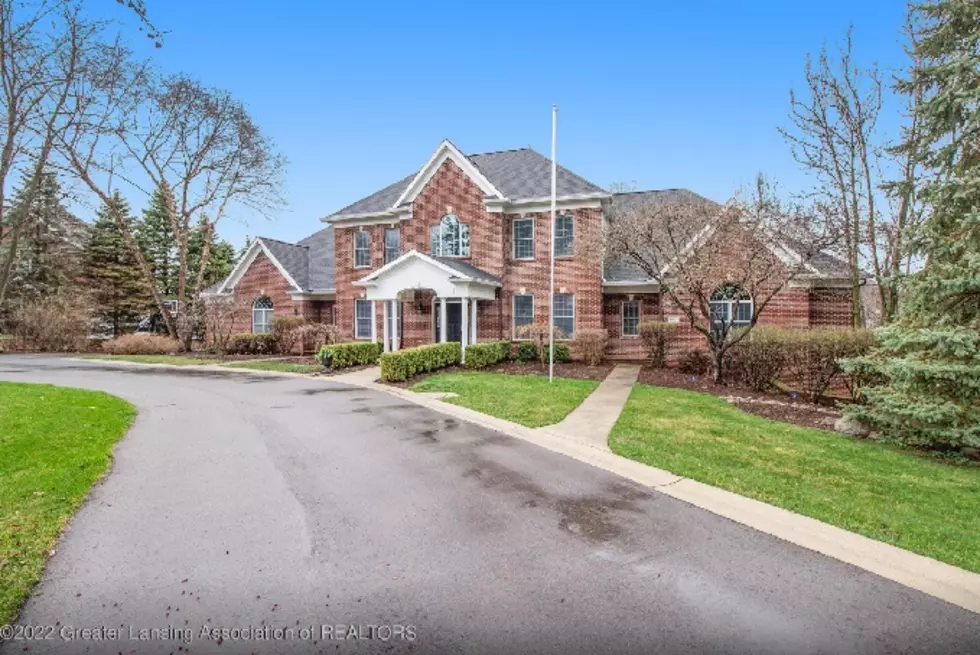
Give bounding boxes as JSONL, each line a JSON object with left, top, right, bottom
{"left": 539, "top": 364, "right": 641, "bottom": 451}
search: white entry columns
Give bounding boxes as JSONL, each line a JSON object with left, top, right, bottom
{"left": 470, "top": 299, "right": 478, "bottom": 344}
{"left": 460, "top": 297, "right": 468, "bottom": 364}
{"left": 439, "top": 298, "right": 448, "bottom": 343}
{"left": 382, "top": 301, "right": 390, "bottom": 352}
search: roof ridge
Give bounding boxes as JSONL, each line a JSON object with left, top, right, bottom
{"left": 258, "top": 236, "right": 308, "bottom": 248}
{"left": 467, "top": 147, "right": 534, "bottom": 157}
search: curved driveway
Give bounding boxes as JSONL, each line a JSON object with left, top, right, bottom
{"left": 1, "top": 355, "right": 977, "bottom": 654}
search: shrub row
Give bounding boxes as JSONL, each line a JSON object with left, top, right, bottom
{"left": 226, "top": 333, "right": 278, "bottom": 355}
{"left": 380, "top": 342, "right": 460, "bottom": 382}
{"left": 726, "top": 326, "right": 874, "bottom": 401}
{"left": 465, "top": 341, "right": 511, "bottom": 369}
{"left": 514, "top": 341, "right": 571, "bottom": 364}
{"left": 316, "top": 341, "right": 382, "bottom": 369}
{"left": 101, "top": 333, "right": 180, "bottom": 355}
{"left": 639, "top": 321, "right": 678, "bottom": 368}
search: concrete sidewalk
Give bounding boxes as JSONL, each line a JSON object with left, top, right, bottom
{"left": 539, "top": 364, "right": 641, "bottom": 451}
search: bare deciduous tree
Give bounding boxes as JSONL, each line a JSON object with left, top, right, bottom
{"left": 59, "top": 62, "right": 286, "bottom": 347}
{"left": 601, "top": 176, "right": 837, "bottom": 383}
{"left": 781, "top": 26, "right": 925, "bottom": 325}
{"left": 0, "top": 0, "right": 98, "bottom": 307}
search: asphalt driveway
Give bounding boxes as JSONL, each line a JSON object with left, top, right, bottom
{"left": 0, "top": 354, "right": 977, "bottom": 654}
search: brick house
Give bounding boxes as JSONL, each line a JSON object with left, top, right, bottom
{"left": 212, "top": 139, "right": 855, "bottom": 359}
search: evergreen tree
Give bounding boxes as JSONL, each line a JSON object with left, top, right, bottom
{"left": 135, "top": 183, "right": 178, "bottom": 298}
{"left": 186, "top": 216, "right": 236, "bottom": 292}
{"left": 3, "top": 171, "right": 84, "bottom": 303}
{"left": 83, "top": 192, "right": 154, "bottom": 337}
{"left": 843, "top": 0, "right": 980, "bottom": 451}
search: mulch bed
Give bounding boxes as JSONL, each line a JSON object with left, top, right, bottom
{"left": 637, "top": 366, "right": 841, "bottom": 431}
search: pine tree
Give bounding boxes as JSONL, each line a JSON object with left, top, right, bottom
{"left": 83, "top": 192, "right": 154, "bottom": 337}
{"left": 3, "top": 171, "right": 84, "bottom": 303}
{"left": 135, "top": 183, "right": 178, "bottom": 298}
{"left": 186, "top": 216, "right": 236, "bottom": 293}
{"left": 843, "top": 0, "right": 980, "bottom": 451}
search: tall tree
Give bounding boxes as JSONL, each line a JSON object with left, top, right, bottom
{"left": 187, "top": 216, "right": 235, "bottom": 293}
{"left": 843, "top": 0, "right": 980, "bottom": 451}
{"left": 83, "top": 190, "right": 153, "bottom": 336}
{"left": 2, "top": 170, "right": 83, "bottom": 304}
{"left": 781, "top": 28, "right": 925, "bottom": 325}
{"left": 136, "top": 183, "right": 178, "bottom": 297}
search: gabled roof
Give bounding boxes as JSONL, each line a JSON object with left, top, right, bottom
{"left": 326, "top": 141, "right": 607, "bottom": 220}
{"left": 215, "top": 226, "right": 335, "bottom": 295}
{"left": 602, "top": 189, "right": 857, "bottom": 283}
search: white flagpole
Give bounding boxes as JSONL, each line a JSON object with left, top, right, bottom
{"left": 549, "top": 104, "right": 557, "bottom": 384}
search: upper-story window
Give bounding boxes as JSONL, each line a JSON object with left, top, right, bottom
{"left": 354, "top": 230, "right": 371, "bottom": 268}
{"left": 555, "top": 215, "right": 574, "bottom": 257}
{"left": 513, "top": 218, "right": 534, "bottom": 260}
{"left": 430, "top": 214, "right": 470, "bottom": 258}
{"left": 384, "top": 228, "right": 400, "bottom": 263}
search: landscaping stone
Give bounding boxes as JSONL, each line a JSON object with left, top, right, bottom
{"left": 834, "top": 415, "right": 872, "bottom": 437}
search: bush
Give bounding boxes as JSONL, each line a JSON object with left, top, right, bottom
{"left": 639, "top": 321, "right": 677, "bottom": 368}
{"left": 542, "top": 343, "right": 571, "bottom": 363}
{"left": 678, "top": 349, "right": 711, "bottom": 376}
{"left": 7, "top": 294, "right": 90, "bottom": 352}
{"left": 465, "top": 340, "right": 511, "bottom": 369}
{"left": 380, "top": 342, "right": 460, "bottom": 382}
{"left": 226, "top": 333, "right": 278, "bottom": 356}
{"left": 298, "top": 322, "right": 342, "bottom": 355}
{"left": 101, "top": 333, "right": 180, "bottom": 355}
{"left": 777, "top": 328, "right": 875, "bottom": 403}
{"left": 725, "top": 327, "right": 787, "bottom": 391}
{"left": 516, "top": 323, "right": 565, "bottom": 364}
{"left": 572, "top": 328, "right": 608, "bottom": 366}
{"left": 316, "top": 341, "right": 382, "bottom": 369}
{"left": 271, "top": 316, "right": 306, "bottom": 354}
{"left": 516, "top": 341, "right": 537, "bottom": 363}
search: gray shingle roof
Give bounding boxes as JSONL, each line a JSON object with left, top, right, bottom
{"left": 432, "top": 256, "right": 502, "bottom": 285}
{"left": 328, "top": 148, "right": 606, "bottom": 219}
{"left": 255, "top": 226, "right": 336, "bottom": 292}
{"left": 603, "top": 189, "right": 856, "bottom": 282}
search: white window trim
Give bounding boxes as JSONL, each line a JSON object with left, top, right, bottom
{"left": 384, "top": 227, "right": 400, "bottom": 264}
{"left": 431, "top": 214, "right": 470, "bottom": 258}
{"left": 709, "top": 295, "right": 754, "bottom": 330}
{"left": 553, "top": 292, "right": 575, "bottom": 339}
{"left": 354, "top": 299, "right": 372, "bottom": 340}
{"left": 512, "top": 293, "right": 534, "bottom": 340}
{"left": 555, "top": 214, "right": 575, "bottom": 258}
{"left": 252, "top": 297, "right": 274, "bottom": 334}
{"left": 512, "top": 217, "right": 535, "bottom": 260}
{"left": 354, "top": 230, "right": 371, "bottom": 269}
{"left": 621, "top": 300, "right": 641, "bottom": 338}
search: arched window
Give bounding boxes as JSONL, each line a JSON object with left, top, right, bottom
{"left": 252, "top": 296, "right": 274, "bottom": 334}
{"left": 709, "top": 283, "right": 752, "bottom": 332}
{"left": 430, "top": 214, "right": 470, "bottom": 257}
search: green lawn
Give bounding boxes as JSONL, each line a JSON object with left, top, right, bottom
{"left": 222, "top": 360, "right": 323, "bottom": 374}
{"left": 610, "top": 384, "right": 980, "bottom": 573}
{"left": 81, "top": 354, "right": 212, "bottom": 366}
{"left": 0, "top": 382, "right": 135, "bottom": 623}
{"left": 411, "top": 372, "right": 599, "bottom": 428}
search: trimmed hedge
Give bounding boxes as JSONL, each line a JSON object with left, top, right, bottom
{"left": 516, "top": 342, "right": 537, "bottom": 363}
{"left": 465, "top": 340, "right": 512, "bottom": 369}
{"left": 542, "top": 343, "right": 571, "bottom": 363}
{"left": 227, "top": 333, "right": 278, "bottom": 355}
{"left": 380, "top": 342, "right": 460, "bottom": 382}
{"left": 316, "top": 341, "right": 382, "bottom": 369}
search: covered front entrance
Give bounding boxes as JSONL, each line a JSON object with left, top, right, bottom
{"left": 352, "top": 250, "right": 501, "bottom": 364}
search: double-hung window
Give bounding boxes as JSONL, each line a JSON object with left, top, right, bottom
{"left": 553, "top": 293, "right": 575, "bottom": 338}
{"left": 622, "top": 300, "right": 640, "bottom": 337}
{"left": 354, "top": 299, "right": 372, "bottom": 339}
{"left": 354, "top": 231, "right": 371, "bottom": 268}
{"left": 252, "top": 297, "right": 274, "bottom": 334}
{"left": 513, "top": 218, "right": 534, "bottom": 259}
{"left": 430, "top": 214, "right": 470, "bottom": 257}
{"left": 513, "top": 294, "right": 534, "bottom": 334}
{"left": 555, "top": 215, "right": 574, "bottom": 257}
{"left": 384, "top": 228, "right": 400, "bottom": 263}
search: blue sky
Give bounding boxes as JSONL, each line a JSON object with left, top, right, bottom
{"left": 103, "top": 0, "right": 911, "bottom": 248}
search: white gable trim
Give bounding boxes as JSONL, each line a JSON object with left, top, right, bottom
{"left": 392, "top": 140, "right": 503, "bottom": 209}
{"left": 352, "top": 249, "right": 474, "bottom": 286}
{"left": 216, "top": 238, "right": 304, "bottom": 294}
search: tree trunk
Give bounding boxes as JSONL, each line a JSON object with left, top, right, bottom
{"left": 711, "top": 348, "right": 725, "bottom": 384}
